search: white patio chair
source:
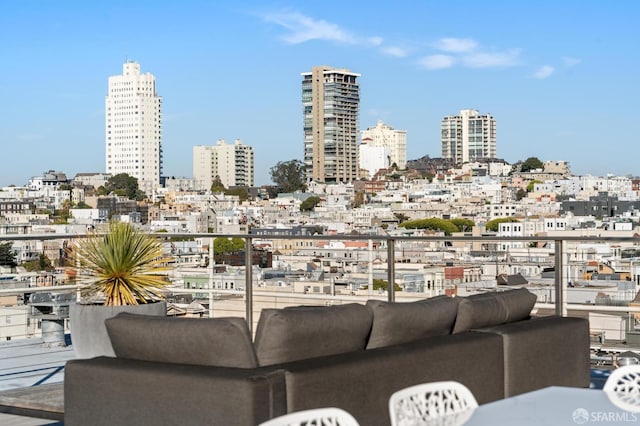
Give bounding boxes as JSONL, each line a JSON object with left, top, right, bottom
{"left": 389, "top": 381, "right": 478, "bottom": 426}
{"left": 603, "top": 365, "right": 640, "bottom": 412}
{"left": 259, "top": 407, "right": 360, "bottom": 426}
{"left": 603, "top": 365, "right": 640, "bottom": 393}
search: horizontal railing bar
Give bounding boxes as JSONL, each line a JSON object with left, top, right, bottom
{"left": 0, "top": 285, "right": 82, "bottom": 295}
{"left": 5, "top": 286, "right": 640, "bottom": 313}
{"left": 1, "top": 233, "right": 639, "bottom": 244}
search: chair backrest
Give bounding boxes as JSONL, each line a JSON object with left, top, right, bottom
{"left": 603, "top": 365, "right": 640, "bottom": 393}
{"left": 388, "top": 381, "right": 478, "bottom": 426}
{"left": 259, "top": 407, "right": 360, "bottom": 426}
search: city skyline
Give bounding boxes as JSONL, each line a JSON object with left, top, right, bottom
{"left": 1, "top": 1, "right": 639, "bottom": 187}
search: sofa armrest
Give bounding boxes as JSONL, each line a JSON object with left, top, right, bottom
{"left": 478, "top": 316, "right": 590, "bottom": 397}
{"left": 64, "top": 357, "right": 286, "bottom": 426}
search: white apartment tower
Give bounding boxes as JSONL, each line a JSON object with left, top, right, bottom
{"left": 193, "top": 139, "right": 254, "bottom": 191}
{"left": 105, "top": 61, "right": 162, "bottom": 194}
{"left": 441, "top": 109, "right": 496, "bottom": 164}
{"left": 360, "top": 120, "right": 407, "bottom": 169}
{"left": 302, "top": 66, "right": 360, "bottom": 183}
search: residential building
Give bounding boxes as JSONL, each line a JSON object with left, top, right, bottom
{"left": 72, "top": 173, "right": 112, "bottom": 191}
{"left": 28, "top": 171, "right": 69, "bottom": 191}
{"left": 361, "top": 121, "right": 407, "bottom": 170}
{"left": 302, "top": 66, "right": 360, "bottom": 183}
{"left": 193, "top": 139, "right": 254, "bottom": 191}
{"left": 560, "top": 193, "right": 640, "bottom": 218}
{"left": 105, "top": 60, "right": 162, "bottom": 194}
{"left": 359, "top": 141, "right": 388, "bottom": 179}
{"left": 441, "top": 109, "right": 496, "bottom": 164}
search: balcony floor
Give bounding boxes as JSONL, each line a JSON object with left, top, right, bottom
{"left": 0, "top": 412, "right": 61, "bottom": 426}
{"left": 0, "top": 382, "right": 63, "bottom": 423}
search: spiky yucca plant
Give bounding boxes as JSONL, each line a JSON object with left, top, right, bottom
{"left": 67, "top": 222, "right": 172, "bottom": 306}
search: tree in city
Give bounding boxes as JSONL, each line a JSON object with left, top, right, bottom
{"left": 53, "top": 199, "right": 73, "bottom": 224}
{"left": 300, "top": 196, "right": 321, "bottom": 211}
{"left": 515, "top": 188, "right": 527, "bottom": 201}
{"left": 22, "top": 253, "right": 54, "bottom": 272}
{"left": 213, "top": 237, "right": 245, "bottom": 255}
{"left": 420, "top": 171, "right": 435, "bottom": 182}
{"left": 0, "top": 242, "right": 17, "bottom": 267}
{"left": 353, "top": 191, "right": 366, "bottom": 208}
{"left": 399, "top": 218, "right": 459, "bottom": 235}
{"left": 363, "top": 278, "right": 401, "bottom": 292}
{"left": 526, "top": 179, "right": 543, "bottom": 192}
{"left": 269, "top": 159, "right": 307, "bottom": 193}
{"left": 225, "top": 187, "right": 249, "bottom": 202}
{"left": 449, "top": 218, "right": 475, "bottom": 232}
{"left": 210, "top": 175, "right": 225, "bottom": 193}
{"left": 209, "top": 176, "right": 249, "bottom": 201}
{"left": 485, "top": 217, "right": 520, "bottom": 232}
{"left": 99, "top": 173, "right": 146, "bottom": 201}
{"left": 394, "top": 212, "right": 410, "bottom": 223}
{"left": 520, "top": 157, "right": 544, "bottom": 173}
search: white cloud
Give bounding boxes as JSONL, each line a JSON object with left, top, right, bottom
{"left": 562, "top": 56, "right": 581, "bottom": 67}
{"left": 432, "top": 37, "right": 478, "bottom": 53}
{"left": 367, "top": 36, "right": 384, "bottom": 47}
{"left": 260, "top": 11, "right": 524, "bottom": 73}
{"left": 418, "top": 54, "right": 455, "bottom": 70}
{"left": 461, "top": 49, "right": 521, "bottom": 68}
{"left": 262, "top": 11, "right": 355, "bottom": 44}
{"left": 533, "top": 65, "right": 555, "bottom": 79}
{"left": 261, "top": 11, "right": 383, "bottom": 48}
{"left": 380, "top": 46, "right": 410, "bottom": 58}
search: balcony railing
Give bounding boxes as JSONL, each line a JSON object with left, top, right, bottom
{"left": 1, "top": 232, "right": 640, "bottom": 349}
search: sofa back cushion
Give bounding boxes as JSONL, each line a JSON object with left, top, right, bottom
{"left": 254, "top": 303, "right": 372, "bottom": 366}
{"left": 105, "top": 313, "right": 258, "bottom": 368}
{"left": 365, "top": 296, "right": 460, "bottom": 349}
{"left": 452, "top": 288, "right": 537, "bottom": 334}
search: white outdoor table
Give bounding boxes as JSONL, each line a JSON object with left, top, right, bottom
{"left": 465, "top": 386, "right": 639, "bottom": 425}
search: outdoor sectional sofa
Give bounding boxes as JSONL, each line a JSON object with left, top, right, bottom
{"left": 64, "top": 288, "right": 590, "bottom": 426}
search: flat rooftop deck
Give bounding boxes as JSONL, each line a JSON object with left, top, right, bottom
{"left": 0, "top": 382, "right": 63, "bottom": 422}
{"left": 0, "top": 337, "right": 71, "bottom": 424}
{"left": 0, "top": 412, "right": 61, "bottom": 426}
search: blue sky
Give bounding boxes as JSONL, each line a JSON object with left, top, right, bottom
{"left": 0, "top": 1, "right": 638, "bottom": 187}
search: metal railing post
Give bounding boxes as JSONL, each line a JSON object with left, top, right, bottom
{"left": 245, "top": 236, "right": 253, "bottom": 334}
{"left": 368, "top": 239, "right": 373, "bottom": 298}
{"left": 208, "top": 237, "right": 214, "bottom": 318}
{"left": 554, "top": 239, "right": 564, "bottom": 316}
{"left": 387, "top": 239, "right": 395, "bottom": 302}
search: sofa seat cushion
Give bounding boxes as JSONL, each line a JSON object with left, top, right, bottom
{"left": 452, "top": 288, "right": 537, "bottom": 334}
{"left": 105, "top": 313, "right": 258, "bottom": 368}
{"left": 254, "top": 303, "right": 372, "bottom": 366}
{"left": 365, "top": 296, "right": 460, "bottom": 349}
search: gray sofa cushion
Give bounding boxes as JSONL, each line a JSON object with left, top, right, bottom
{"left": 477, "top": 316, "right": 590, "bottom": 397}
{"left": 365, "top": 296, "right": 460, "bottom": 349}
{"left": 105, "top": 313, "right": 258, "bottom": 368}
{"left": 452, "top": 288, "right": 537, "bottom": 334}
{"left": 254, "top": 303, "right": 372, "bottom": 366}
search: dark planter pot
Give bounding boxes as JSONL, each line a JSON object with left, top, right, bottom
{"left": 69, "top": 301, "right": 167, "bottom": 359}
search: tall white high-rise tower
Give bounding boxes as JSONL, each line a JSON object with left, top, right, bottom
{"left": 441, "top": 109, "right": 496, "bottom": 164}
{"left": 105, "top": 60, "right": 162, "bottom": 194}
